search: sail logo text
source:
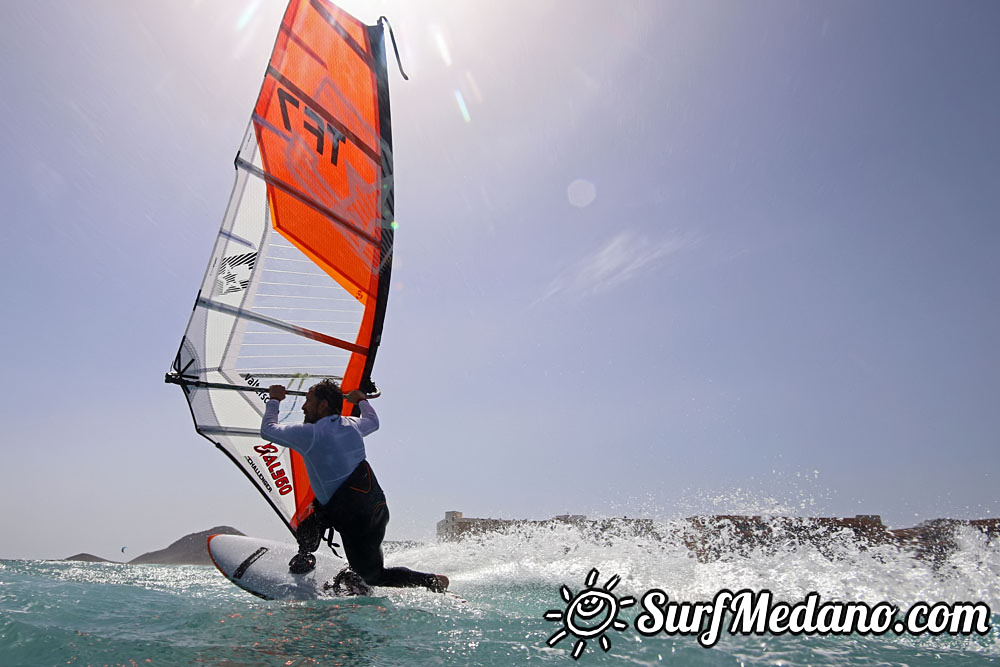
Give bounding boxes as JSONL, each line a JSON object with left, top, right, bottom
{"left": 250, "top": 444, "right": 293, "bottom": 496}
{"left": 277, "top": 87, "right": 347, "bottom": 166}
{"left": 241, "top": 373, "right": 269, "bottom": 403}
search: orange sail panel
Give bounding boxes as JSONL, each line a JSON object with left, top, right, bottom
{"left": 256, "top": 2, "right": 385, "bottom": 301}
{"left": 167, "top": 0, "right": 395, "bottom": 535}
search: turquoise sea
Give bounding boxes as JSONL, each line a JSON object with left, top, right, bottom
{"left": 2, "top": 521, "right": 998, "bottom": 666}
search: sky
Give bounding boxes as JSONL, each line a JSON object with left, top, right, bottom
{"left": 1, "top": 0, "right": 998, "bottom": 561}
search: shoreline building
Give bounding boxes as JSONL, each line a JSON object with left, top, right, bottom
{"left": 437, "top": 511, "right": 587, "bottom": 541}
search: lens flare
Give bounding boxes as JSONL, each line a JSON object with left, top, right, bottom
{"left": 455, "top": 90, "right": 471, "bottom": 123}
{"left": 567, "top": 179, "right": 597, "bottom": 208}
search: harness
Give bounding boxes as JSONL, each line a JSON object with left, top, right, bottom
{"left": 324, "top": 527, "right": 342, "bottom": 558}
{"left": 313, "top": 460, "right": 378, "bottom": 559}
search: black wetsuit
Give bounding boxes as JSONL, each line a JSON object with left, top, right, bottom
{"left": 296, "top": 460, "right": 438, "bottom": 589}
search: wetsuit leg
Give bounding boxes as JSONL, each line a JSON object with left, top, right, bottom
{"left": 294, "top": 509, "right": 325, "bottom": 555}
{"left": 336, "top": 500, "right": 388, "bottom": 583}
{"left": 338, "top": 502, "right": 439, "bottom": 589}
{"left": 330, "top": 463, "right": 440, "bottom": 589}
{"left": 287, "top": 507, "right": 327, "bottom": 573}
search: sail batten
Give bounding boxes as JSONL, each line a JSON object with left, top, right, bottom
{"left": 199, "top": 427, "right": 269, "bottom": 437}
{"left": 235, "top": 157, "right": 380, "bottom": 248}
{"left": 196, "top": 297, "right": 369, "bottom": 355}
{"left": 168, "top": 0, "right": 397, "bottom": 534}
{"left": 307, "top": 0, "right": 370, "bottom": 62}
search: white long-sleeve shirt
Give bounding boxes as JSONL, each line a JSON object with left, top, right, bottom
{"left": 260, "top": 399, "right": 379, "bottom": 505}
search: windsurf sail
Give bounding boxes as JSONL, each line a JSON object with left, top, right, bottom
{"left": 166, "top": 0, "right": 399, "bottom": 533}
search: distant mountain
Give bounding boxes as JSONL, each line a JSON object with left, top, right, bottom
{"left": 60, "top": 527, "right": 247, "bottom": 566}
{"left": 127, "top": 526, "right": 245, "bottom": 566}
{"left": 64, "top": 553, "right": 113, "bottom": 563}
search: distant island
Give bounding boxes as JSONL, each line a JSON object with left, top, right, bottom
{"left": 60, "top": 528, "right": 418, "bottom": 566}
{"left": 63, "top": 526, "right": 244, "bottom": 566}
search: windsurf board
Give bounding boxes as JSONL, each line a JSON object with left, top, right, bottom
{"left": 207, "top": 533, "right": 369, "bottom": 600}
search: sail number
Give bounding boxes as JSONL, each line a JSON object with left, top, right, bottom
{"left": 253, "top": 443, "right": 293, "bottom": 496}
{"left": 277, "top": 88, "right": 347, "bottom": 166}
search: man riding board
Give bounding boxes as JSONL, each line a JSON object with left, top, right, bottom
{"left": 261, "top": 380, "right": 448, "bottom": 593}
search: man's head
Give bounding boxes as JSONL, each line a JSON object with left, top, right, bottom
{"left": 302, "top": 379, "right": 343, "bottom": 424}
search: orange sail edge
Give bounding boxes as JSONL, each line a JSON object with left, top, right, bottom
{"left": 290, "top": 449, "right": 317, "bottom": 529}
{"left": 339, "top": 292, "right": 381, "bottom": 408}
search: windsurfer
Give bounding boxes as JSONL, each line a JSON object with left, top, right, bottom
{"left": 261, "top": 380, "right": 449, "bottom": 593}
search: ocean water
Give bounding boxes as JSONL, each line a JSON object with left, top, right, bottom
{"left": 2, "top": 521, "right": 998, "bottom": 666}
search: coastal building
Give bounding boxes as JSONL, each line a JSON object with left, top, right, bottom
{"left": 436, "top": 511, "right": 586, "bottom": 541}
